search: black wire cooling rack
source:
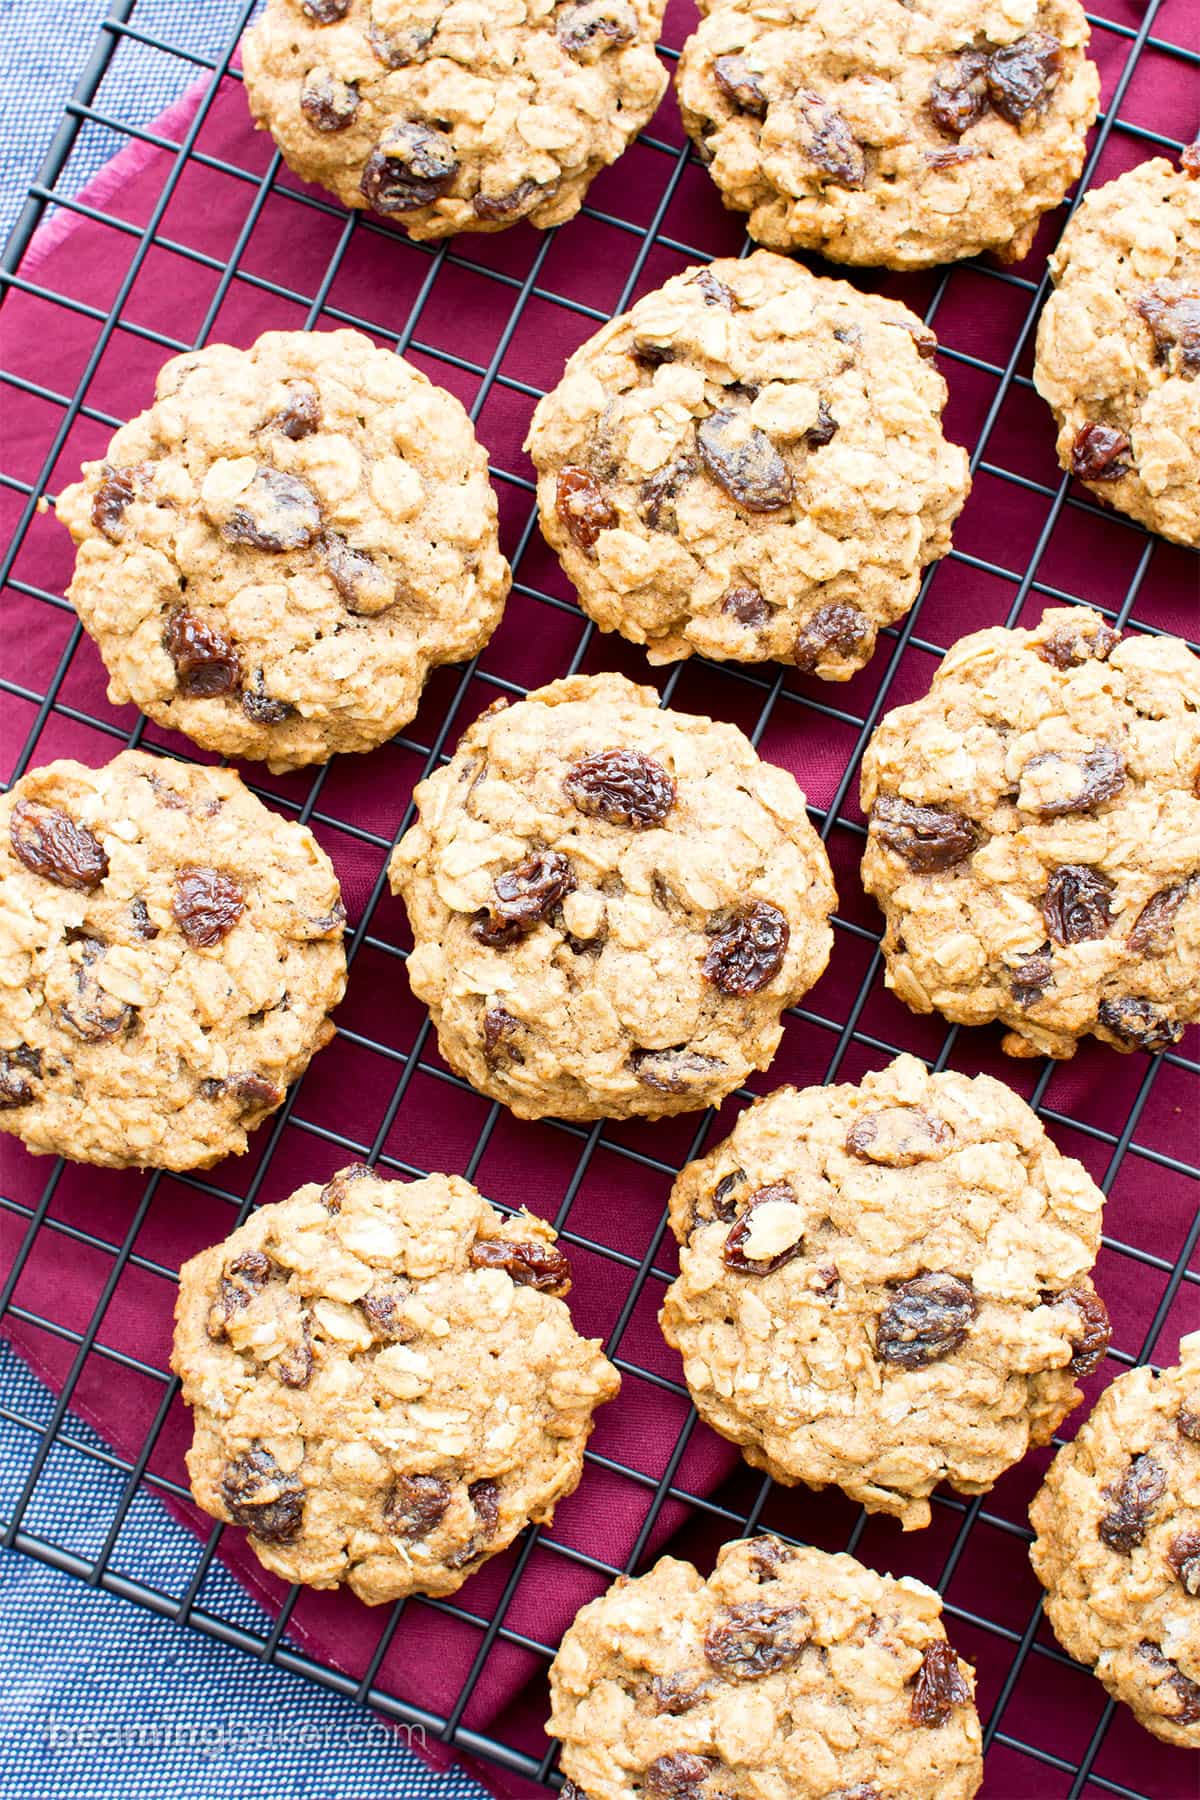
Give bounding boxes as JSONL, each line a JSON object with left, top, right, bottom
{"left": 1, "top": 1, "right": 1198, "bottom": 1794}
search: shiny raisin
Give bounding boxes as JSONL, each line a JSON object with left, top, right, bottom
{"left": 804, "top": 400, "right": 839, "bottom": 449}
{"left": 871, "top": 794, "right": 977, "bottom": 872}
{"left": 302, "top": 0, "right": 350, "bottom": 17}
{"left": 748, "top": 1535, "right": 794, "bottom": 1579}
{"left": 1042, "top": 865, "right": 1114, "bottom": 946}
{"left": 631, "top": 1046, "right": 724, "bottom": 1094}
{"left": 703, "top": 902, "right": 789, "bottom": 995}
{"left": 1097, "top": 996, "right": 1183, "bottom": 1053}
{"left": 696, "top": 409, "right": 793, "bottom": 512}
{"left": 1012, "top": 951, "right": 1054, "bottom": 1007}
{"left": 470, "top": 1237, "right": 572, "bottom": 1294}
{"left": 60, "top": 937, "right": 134, "bottom": 1042}
{"left": 0, "top": 1046, "right": 41, "bottom": 1109}
{"left": 221, "top": 1445, "right": 304, "bottom": 1542}
{"left": 10, "top": 800, "right": 108, "bottom": 891}
{"left": 1167, "top": 1531, "right": 1200, "bottom": 1596}
{"left": 1099, "top": 1454, "right": 1167, "bottom": 1552}
{"left": 846, "top": 1107, "right": 951, "bottom": 1167}
{"left": 644, "top": 1754, "right": 720, "bottom": 1798}
{"left": 986, "top": 33, "right": 1062, "bottom": 123}
{"left": 469, "top": 1478, "right": 500, "bottom": 1537}
{"left": 383, "top": 1474, "right": 452, "bottom": 1538}
{"left": 366, "top": 18, "right": 438, "bottom": 66}
{"left": 1052, "top": 1283, "right": 1111, "bottom": 1376}
{"left": 721, "top": 585, "right": 769, "bottom": 627}
{"left": 269, "top": 382, "right": 322, "bottom": 438}
{"left": 274, "top": 1328, "right": 314, "bottom": 1390}
{"left": 1179, "top": 1406, "right": 1200, "bottom": 1442}
{"left": 1071, "top": 422, "right": 1132, "bottom": 482}
{"left": 241, "top": 670, "right": 294, "bottom": 724}
{"left": 208, "top": 1249, "right": 273, "bottom": 1337}
{"left": 227, "top": 1072, "right": 284, "bottom": 1112}
{"left": 929, "top": 49, "right": 989, "bottom": 136}
{"left": 173, "top": 867, "right": 245, "bottom": 948}
{"left": 876, "top": 1273, "right": 975, "bottom": 1368}
{"left": 220, "top": 467, "right": 322, "bottom": 552}
{"left": 320, "top": 1165, "right": 373, "bottom": 1214}
{"left": 714, "top": 55, "right": 767, "bottom": 117}
{"left": 691, "top": 268, "right": 736, "bottom": 310}
{"left": 723, "top": 1182, "right": 804, "bottom": 1275}
{"left": 563, "top": 749, "right": 675, "bottom": 828}
{"left": 793, "top": 90, "right": 865, "bottom": 186}
{"left": 360, "top": 1283, "right": 415, "bottom": 1342}
{"left": 703, "top": 1599, "right": 810, "bottom": 1679}
{"left": 709, "top": 1168, "right": 746, "bottom": 1222}
{"left": 360, "top": 123, "right": 459, "bottom": 212}
{"left": 163, "top": 610, "right": 241, "bottom": 698}
{"left": 637, "top": 455, "right": 696, "bottom": 532}
{"left": 91, "top": 464, "right": 139, "bottom": 540}
{"left": 1128, "top": 882, "right": 1191, "bottom": 954}
{"left": 1137, "top": 1642, "right": 1200, "bottom": 1726}
{"left": 300, "top": 69, "right": 361, "bottom": 131}
{"left": 555, "top": 465, "right": 617, "bottom": 549}
{"left": 556, "top": 0, "right": 636, "bottom": 58}
{"left": 909, "top": 1640, "right": 970, "bottom": 1726}
{"left": 650, "top": 1672, "right": 717, "bottom": 1715}
{"left": 473, "top": 850, "right": 575, "bottom": 945}
{"left": 794, "top": 602, "right": 869, "bottom": 674}
{"left": 482, "top": 1005, "right": 524, "bottom": 1064}
{"left": 1133, "top": 283, "right": 1200, "bottom": 374}
{"left": 1021, "top": 744, "right": 1125, "bottom": 817}
{"left": 473, "top": 180, "right": 544, "bottom": 222}
{"left": 1038, "top": 617, "right": 1120, "bottom": 667}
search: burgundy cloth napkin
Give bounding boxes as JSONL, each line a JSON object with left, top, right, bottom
{"left": 1, "top": 2, "right": 1198, "bottom": 1793}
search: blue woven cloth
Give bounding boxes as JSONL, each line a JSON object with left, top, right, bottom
{"left": 0, "top": 6, "right": 489, "bottom": 1793}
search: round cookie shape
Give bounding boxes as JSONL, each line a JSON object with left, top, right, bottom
{"left": 0, "top": 752, "right": 345, "bottom": 1169}
{"left": 675, "top": 0, "right": 1099, "bottom": 269}
{"left": 547, "top": 1534, "right": 984, "bottom": 1798}
{"left": 661, "top": 1054, "right": 1109, "bottom": 1529}
{"left": 859, "top": 606, "right": 1200, "bottom": 1060}
{"left": 525, "top": 251, "right": 971, "bottom": 673}
{"left": 1030, "top": 1335, "right": 1200, "bottom": 1748}
{"left": 172, "top": 1164, "right": 619, "bottom": 1603}
{"left": 1034, "top": 154, "right": 1200, "bottom": 548}
{"left": 241, "top": 0, "right": 668, "bottom": 240}
{"left": 55, "top": 330, "right": 510, "bottom": 772}
{"left": 388, "top": 672, "right": 837, "bottom": 1121}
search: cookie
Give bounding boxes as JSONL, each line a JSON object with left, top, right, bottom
{"left": 55, "top": 329, "right": 510, "bottom": 772}
{"left": 525, "top": 251, "right": 970, "bottom": 674}
{"left": 241, "top": 0, "right": 667, "bottom": 240}
{"left": 0, "top": 752, "right": 345, "bottom": 1169}
{"left": 860, "top": 606, "right": 1200, "bottom": 1059}
{"left": 547, "top": 1533, "right": 984, "bottom": 1798}
{"left": 1030, "top": 1335, "right": 1200, "bottom": 1748}
{"left": 676, "top": 0, "right": 1099, "bottom": 268}
{"left": 389, "top": 672, "right": 836, "bottom": 1121}
{"left": 172, "top": 1163, "right": 619, "bottom": 1603}
{"left": 1034, "top": 153, "right": 1200, "bottom": 548}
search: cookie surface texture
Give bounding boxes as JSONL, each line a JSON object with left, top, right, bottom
{"left": 675, "top": 0, "right": 1099, "bottom": 268}
{"left": 525, "top": 251, "right": 970, "bottom": 673}
{"left": 0, "top": 751, "right": 345, "bottom": 1169}
{"left": 241, "top": 0, "right": 667, "bottom": 238}
{"left": 661, "top": 1053, "right": 1110, "bottom": 1528}
{"left": 389, "top": 672, "right": 837, "bottom": 1120}
{"left": 1030, "top": 1334, "right": 1200, "bottom": 1748}
{"left": 1034, "top": 154, "right": 1200, "bottom": 547}
{"left": 547, "top": 1533, "right": 984, "bottom": 1798}
{"left": 173, "top": 1164, "right": 619, "bottom": 1602}
{"left": 56, "top": 329, "right": 510, "bottom": 771}
{"left": 859, "top": 606, "right": 1200, "bottom": 1058}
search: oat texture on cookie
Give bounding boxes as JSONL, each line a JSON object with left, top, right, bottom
{"left": 525, "top": 251, "right": 970, "bottom": 673}
{"left": 55, "top": 329, "right": 510, "bottom": 771}
{"left": 547, "top": 1533, "right": 984, "bottom": 1797}
{"left": 1034, "top": 152, "right": 1200, "bottom": 548}
{"left": 173, "top": 1164, "right": 619, "bottom": 1603}
{"left": 1030, "top": 1335, "right": 1200, "bottom": 1748}
{"left": 661, "top": 1054, "right": 1110, "bottom": 1529}
{"left": 241, "top": 0, "right": 667, "bottom": 239}
{"left": 388, "top": 672, "right": 836, "bottom": 1120}
{"left": 675, "top": 0, "right": 1099, "bottom": 268}
{"left": 859, "top": 606, "right": 1200, "bottom": 1059}
{"left": 0, "top": 751, "right": 345, "bottom": 1169}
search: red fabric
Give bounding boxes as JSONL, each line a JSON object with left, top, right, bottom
{"left": 1, "top": 2, "right": 1198, "bottom": 1793}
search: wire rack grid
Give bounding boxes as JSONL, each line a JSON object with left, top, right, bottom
{"left": 0, "top": 0, "right": 1197, "bottom": 1794}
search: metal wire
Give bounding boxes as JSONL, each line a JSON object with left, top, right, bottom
{"left": 0, "top": 0, "right": 1197, "bottom": 1793}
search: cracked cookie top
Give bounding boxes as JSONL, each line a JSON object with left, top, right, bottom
{"left": 1034, "top": 154, "right": 1200, "bottom": 548}
{"left": 660, "top": 1053, "right": 1109, "bottom": 1530}
{"left": 56, "top": 329, "right": 510, "bottom": 772}
{"left": 1030, "top": 1334, "right": 1200, "bottom": 1749}
{"left": 859, "top": 606, "right": 1200, "bottom": 1059}
{"left": 525, "top": 251, "right": 970, "bottom": 674}
{"left": 173, "top": 1164, "right": 619, "bottom": 1603}
{"left": 388, "top": 672, "right": 836, "bottom": 1121}
{"left": 547, "top": 1534, "right": 984, "bottom": 1799}
{"left": 0, "top": 751, "right": 345, "bottom": 1169}
{"left": 241, "top": 0, "right": 668, "bottom": 239}
{"left": 676, "top": 0, "right": 1098, "bottom": 268}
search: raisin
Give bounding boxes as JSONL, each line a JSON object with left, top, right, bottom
{"left": 560, "top": 1786, "right": 590, "bottom": 1800}
{"left": 703, "top": 1599, "right": 810, "bottom": 1680}
{"left": 793, "top": 90, "right": 865, "bottom": 186}
{"left": 219, "top": 467, "right": 322, "bottom": 552}
{"left": 482, "top": 1005, "right": 524, "bottom": 1064}
{"left": 909, "top": 1640, "right": 970, "bottom": 1726}
{"left": 1137, "top": 1641, "right": 1200, "bottom": 1725}
{"left": 1042, "top": 865, "right": 1114, "bottom": 946}
{"left": 366, "top": 18, "right": 438, "bottom": 66}
{"left": 650, "top": 1672, "right": 717, "bottom": 1715}
{"left": 320, "top": 1164, "right": 373, "bottom": 1214}
{"left": 986, "top": 33, "right": 1062, "bottom": 123}
{"left": 60, "top": 938, "right": 134, "bottom": 1042}
{"left": 710, "top": 1168, "right": 746, "bottom": 1222}
{"left": 208, "top": 1249, "right": 273, "bottom": 1337}
{"left": 1184, "top": 140, "right": 1200, "bottom": 179}
{"left": 721, "top": 585, "right": 769, "bottom": 627}
{"left": 556, "top": 0, "right": 636, "bottom": 59}
{"left": 644, "top": 1754, "right": 720, "bottom": 1798}
{"left": 473, "top": 179, "right": 544, "bottom": 222}
{"left": 637, "top": 455, "right": 696, "bottom": 533}
{"left": 173, "top": 867, "right": 245, "bottom": 948}
{"left": 1099, "top": 1454, "right": 1167, "bottom": 1552}
{"left": 0, "top": 1046, "right": 41, "bottom": 1108}
{"left": 269, "top": 382, "right": 322, "bottom": 439}
{"left": 631, "top": 336, "right": 676, "bottom": 369}
{"left": 714, "top": 55, "right": 767, "bottom": 118}
{"left": 929, "top": 49, "right": 989, "bottom": 136}
{"left": 443, "top": 1475, "right": 501, "bottom": 1566}
{"left": 302, "top": 0, "right": 349, "bottom": 17}
{"left": 871, "top": 794, "right": 977, "bottom": 872}
{"left": 301, "top": 69, "right": 360, "bottom": 131}
{"left": 130, "top": 897, "right": 158, "bottom": 939}
{"left": 691, "top": 268, "right": 736, "bottom": 310}
{"left": 1178, "top": 1405, "right": 1200, "bottom": 1442}
{"left": 383, "top": 1473, "right": 452, "bottom": 1538}
{"left": 1021, "top": 744, "right": 1125, "bottom": 818}
{"left": 470, "top": 1237, "right": 572, "bottom": 1295}
{"left": 473, "top": 850, "right": 576, "bottom": 946}
{"left": 221, "top": 1446, "right": 304, "bottom": 1542}
{"left": 794, "top": 602, "right": 869, "bottom": 674}
{"left": 748, "top": 1535, "right": 794, "bottom": 1578}
{"left": 1133, "top": 283, "right": 1200, "bottom": 373}
{"left": 703, "top": 901, "right": 789, "bottom": 995}
{"left": 1071, "top": 422, "right": 1132, "bottom": 482}
{"left": 360, "top": 1283, "right": 415, "bottom": 1342}
{"left": 10, "top": 800, "right": 108, "bottom": 891}
{"left": 321, "top": 532, "right": 393, "bottom": 614}
{"left": 1049, "top": 1283, "right": 1111, "bottom": 1376}
{"left": 226, "top": 1072, "right": 284, "bottom": 1112}
{"left": 360, "top": 123, "right": 459, "bottom": 212}
{"left": 556, "top": 465, "right": 617, "bottom": 550}
{"left": 876, "top": 1273, "right": 975, "bottom": 1368}
{"left": 163, "top": 609, "right": 241, "bottom": 698}
{"left": 804, "top": 400, "right": 839, "bottom": 449}
{"left": 1167, "top": 1531, "right": 1200, "bottom": 1596}
{"left": 1097, "top": 996, "right": 1183, "bottom": 1053}
{"left": 564, "top": 749, "right": 675, "bottom": 828}
{"left": 723, "top": 1182, "right": 804, "bottom": 1275}
{"left": 846, "top": 1107, "right": 951, "bottom": 1167}
{"left": 274, "top": 1328, "right": 314, "bottom": 1389}
{"left": 241, "top": 670, "right": 294, "bottom": 724}
{"left": 1129, "top": 882, "right": 1191, "bottom": 954}
{"left": 1038, "top": 618, "right": 1121, "bottom": 668}
{"left": 1012, "top": 950, "right": 1054, "bottom": 1007}
{"left": 696, "top": 409, "right": 793, "bottom": 513}
{"left": 91, "top": 464, "right": 139, "bottom": 540}
{"left": 632, "top": 1046, "right": 724, "bottom": 1093}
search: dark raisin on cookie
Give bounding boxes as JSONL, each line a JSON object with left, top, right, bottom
{"left": 300, "top": 70, "right": 361, "bottom": 132}
{"left": 643, "top": 1754, "right": 720, "bottom": 1798}
{"left": 0, "top": 1045, "right": 42, "bottom": 1108}
{"left": 221, "top": 1445, "right": 304, "bottom": 1542}
{"left": 1042, "top": 865, "right": 1114, "bottom": 946}
{"left": 1071, "top": 422, "right": 1133, "bottom": 482}
{"left": 696, "top": 409, "right": 793, "bottom": 512}
{"left": 564, "top": 749, "right": 676, "bottom": 828}
{"left": 1022, "top": 744, "right": 1125, "bottom": 818}
{"left": 1047, "top": 1283, "right": 1110, "bottom": 1376}
{"left": 929, "top": 49, "right": 989, "bottom": 137}
{"left": 1166, "top": 1530, "right": 1200, "bottom": 1596}
{"left": 721, "top": 585, "right": 770, "bottom": 627}
{"left": 163, "top": 610, "right": 242, "bottom": 698}
{"left": 469, "top": 1236, "right": 572, "bottom": 1294}
{"left": 473, "top": 850, "right": 576, "bottom": 946}
{"left": 792, "top": 90, "right": 865, "bottom": 187}
{"left": 713, "top": 55, "right": 767, "bottom": 118}
{"left": 794, "top": 602, "right": 869, "bottom": 674}
{"left": 876, "top": 1273, "right": 975, "bottom": 1368}
{"left": 632, "top": 1047, "right": 725, "bottom": 1093}
{"left": 555, "top": 465, "right": 618, "bottom": 550}
{"left": 241, "top": 669, "right": 295, "bottom": 725}
{"left": 1128, "top": 882, "right": 1191, "bottom": 955}
{"left": 1011, "top": 950, "right": 1054, "bottom": 1008}
{"left": 845, "top": 1107, "right": 951, "bottom": 1167}
{"left": 10, "top": 800, "right": 108, "bottom": 891}
{"left": 722, "top": 1182, "right": 804, "bottom": 1275}
{"left": 172, "top": 867, "right": 245, "bottom": 948}
{"left": 986, "top": 33, "right": 1062, "bottom": 123}
{"left": 1098, "top": 1454, "right": 1167, "bottom": 1552}
{"left": 1133, "top": 284, "right": 1200, "bottom": 374}
{"left": 473, "top": 179, "right": 545, "bottom": 222}
{"left": 556, "top": 0, "right": 636, "bottom": 59}
{"left": 91, "top": 464, "right": 141, "bottom": 540}
{"left": 269, "top": 382, "right": 322, "bottom": 439}
{"left": 1037, "top": 617, "right": 1120, "bottom": 668}
{"left": 1097, "top": 996, "right": 1184, "bottom": 1053}
{"left": 219, "top": 467, "right": 322, "bottom": 553}
{"left": 383, "top": 1473, "right": 452, "bottom": 1538}
{"left": 302, "top": 0, "right": 350, "bottom": 18}
{"left": 909, "top": 1640, "right": 971, "bottom": 1726}
{"left": 871, "top": 794, "right": 977, "bottom": 872}
{"left": 702, "top": 902, "right": 789, "bottom": 995}
{"left": 360, "top": 123, "right": 459, "bottom": 212}
{"left": 704, "top": 1599, "right": 811, "bottom": 1680}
